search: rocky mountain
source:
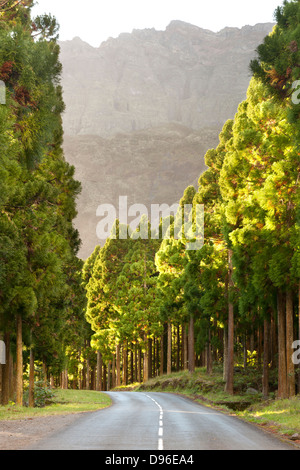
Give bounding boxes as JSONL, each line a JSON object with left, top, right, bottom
{"left": 59, "top": 21, "right": 274, "bottom": 259}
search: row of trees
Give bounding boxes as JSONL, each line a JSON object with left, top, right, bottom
{"left": 0, "top": 1, "right": 89, "bottom": 406}
{"left": 83, "top": 0, "right": 300, "bottom": 398}
{"left": 0, "top": 0, "right": 299, "bottom": 404}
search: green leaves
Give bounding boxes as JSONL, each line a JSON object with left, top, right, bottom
{"left": 0, "top": 2, "right": 85, "bottom": 377}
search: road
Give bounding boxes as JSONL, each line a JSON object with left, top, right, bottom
{"left": 27, "top": 392, "right": 296, "bottom": 450}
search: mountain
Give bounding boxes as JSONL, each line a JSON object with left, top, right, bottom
{"left": 59, "top": 21, "right": 274, "bottom": 259}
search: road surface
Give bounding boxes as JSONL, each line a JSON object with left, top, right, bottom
{"left": 27, "top": 392, "right": 296, "bottom": 450}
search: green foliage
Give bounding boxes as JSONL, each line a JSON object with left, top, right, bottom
{"left": 0, "top": 1, "right": 86, "bottom": 385}
{"left": 23, "top": 380, "right": 55, "bottom": 408}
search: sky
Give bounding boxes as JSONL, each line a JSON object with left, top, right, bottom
{"left": 31, "top": 0, "right": 283, "bottom": 47}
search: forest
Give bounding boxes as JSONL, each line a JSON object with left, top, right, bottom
{"left": 0, "top": 0, "right": 299, "bottom": 408}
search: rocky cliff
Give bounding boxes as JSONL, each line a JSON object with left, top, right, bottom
{"left": 59, "top": 21, "right": 274, "bottom": 259}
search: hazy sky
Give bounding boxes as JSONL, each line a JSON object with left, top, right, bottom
{"left": 31, "top": 0, "right": 283, "bottom": 47}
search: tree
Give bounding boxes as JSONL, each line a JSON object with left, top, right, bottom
{"left": 219, "top": 72, "right": 299, "bottom": 397}
{"left": 0, "top": 0, "right": 84, "bottom": 404}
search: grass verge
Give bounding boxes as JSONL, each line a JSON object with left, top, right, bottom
{"left": 0, "top": 389, "right": 112, "bottom": 421}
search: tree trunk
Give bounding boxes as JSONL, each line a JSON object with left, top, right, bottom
{"left": 96, "top": 350, "right": 102, "bottom": 391}
{"left": 286, "top": 290, "right": 295, "bottom": 397}
{"left": 262, "top": 318, "right": 269, "bottom": 398}
{"left": 112, "top": 354, "right": 116, "bottom": 389}
{"left": 107, "top": 361, "right": 111, "bottom": 391}
{"left": 183, "top": 324, "right": 188, "bottom": 371}
{"left": 130, "top": 346, "right": 134, "bottom": 384}
{"left": 223, "top": 326, "right": 228, "bottom": 381}
{"left": 116, "top": 344, "right": 121, "bottom": 387}
{"left": 207, "top": 327, "right": 213, "bottom": 375}
{"left": 176, "top": 326, "right": 180, "bottom": 372}
{"left": 270, "top": 311, "right": 277, "bottom": 369}
{"left": 122, "top": 342, "right": 128, "bottom": 385}
{"left": 61, "top": 370, "right": 68, "bottom": 389}
{"left": 225, "top": 249, "right": 234, "bottom": 394}
{"left": 156, "top": 338, "right": 160, "bottom": 376}
{"left": 163, "top": 322, "right": 168, "bottom": 373}
{"left": 16, "top": 315, "right": 23, "bottom": 406}
{"left": 148, "top": 338, "right": 152, "bottom": 380}
{"left": 29, "top": 347, "right": 35, "bottom": 407}
{"left": 138, "top": 347, "right": 142, "bottom": 383}
{"left": 188, "top": 315, "right": 195, "bottom": 373}
{"left": 277, "top": 290, "right": 288, "bottom": 398}
{"left": 102, "top": 365, "right": 106, "bottom": 391}
{"left": 91, "top": 364, "right": 96, "bottom": 390}
{"left": 160, "top": 335, "right": 164, "bottom": 376}
{"left": 167, "top": 322, "right": 172, "bottom": 375}
{"left": 243, "top": 334, "right": 247, "bottom": 369}
{"left": 86, "top": 358, "right": 90, "bottom": 390}
{"left": 135, "top": 346, "right": 138, "bottom": 382}
{"left": 143, "top": 349, "right": 148, "bottom": 383}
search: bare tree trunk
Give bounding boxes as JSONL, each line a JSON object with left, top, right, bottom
{"left": 102, "top": 365, "right": 106, "bottom": 391}
{"left": 262, "top": 318, "right": 269, "bottom": 398}
{"left": 207, "top": 327, "right": 213, "bottom": 375}
{"left": 143, "top": 335, "right": 148, "bottom": 383}
{"left": 61, "top": 370, "right": 68, "bottom": 389}
{"left": 107, "top": 361, "right": 111, "bottom": 391}
{"left": 130, "top": 346, "right": 134, "bottom": 384}
{"left": 16, "top": 315, "right": 23, "bottom": 406}
{"left": 135, "top": 346, "right": 138, "bottom": 382}
{"left": 183, "top": 324, "right": 188, "bottom": 370}
{"left": 277, "top": 290, "right": 287, "bottom": 398}
{"left": 286, "top": 290, "right": 295, "bottom": 397}
{"left": 122, "top": 342, "right": 128, "bottom": 385}
{"left": 270, "top": 311, "right": 276, "bottom": 369}
{"left": 116, "top": 344, "right": 121, "bottom": 387}
{"left": 50, "top": 375, "right": 54, "bottom": 388}
{"left": 167, "top": 322, "right": 172, "bottom": 375}
{"left": 96, "top": 351, "right": 102, "bottom": 391}
{"left": 29, "top": 346, "right": 35, "bottom": 407}
{"left": 160, "top": 335, "right": 164, "bottom": 376}
{"left": 243, "top": 334, "right": 247, "bottom": 369}
{"left": 225, "top": 249, "right": 234, "bottom": 394}
{"left": 176, "top": 326, "right": 180, "bottom": 372}
{"left": 86, "top": 358, "right": 90, "bottom": 390}
{"left": 138, "top": 348, "right": 141, "bottom": 383}
{"left": 112, "top": 354, "right": 116, "bottom": 389}
{"left": 188, "top": 315, "right": 195, "bottom": 373}
{"left": 148, "top": 338, "right": 152, "bottom": 380}
{"left": 223, "top": 328, "right": 228, "bottom": 381}
{"left": 156, "top": 338, "right": 160, "bottom": 377}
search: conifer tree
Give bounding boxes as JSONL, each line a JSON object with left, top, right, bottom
{"left": 0, "top": 0, "right": 84, "bottom": 402}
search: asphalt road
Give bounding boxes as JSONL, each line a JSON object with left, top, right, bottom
{"left": 27, "top": 392, "right": 296, "bottom": 450}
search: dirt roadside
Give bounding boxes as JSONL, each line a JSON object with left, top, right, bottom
{"left": 0, "top": 413, "right": 87, "bottom": 450}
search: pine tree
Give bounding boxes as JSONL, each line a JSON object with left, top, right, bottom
{"left": 0, "top": 0, "right": 84, "bottom": 403}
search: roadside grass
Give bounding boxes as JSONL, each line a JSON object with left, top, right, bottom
{"left": 0, "top": 389, "right": 112, "bottom": 421}
{"left": 135, "top": 366, "right": 300, "bottom": 439}
{"left": 137, "top": 366, "right": 263, "bottom": 409}
{"left": 239, "top": 398, "right": 300, "bottom": 436}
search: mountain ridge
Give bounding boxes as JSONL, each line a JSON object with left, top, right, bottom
{"left": 63, "top": 21, "right": 275, "bottom": 48}
{"left": 59, "top": 21, "right": 275, "bottom": 259}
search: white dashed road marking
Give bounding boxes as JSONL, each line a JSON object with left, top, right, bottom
{"left": 145, "top": 394, "right": 164, "bottom": 450}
